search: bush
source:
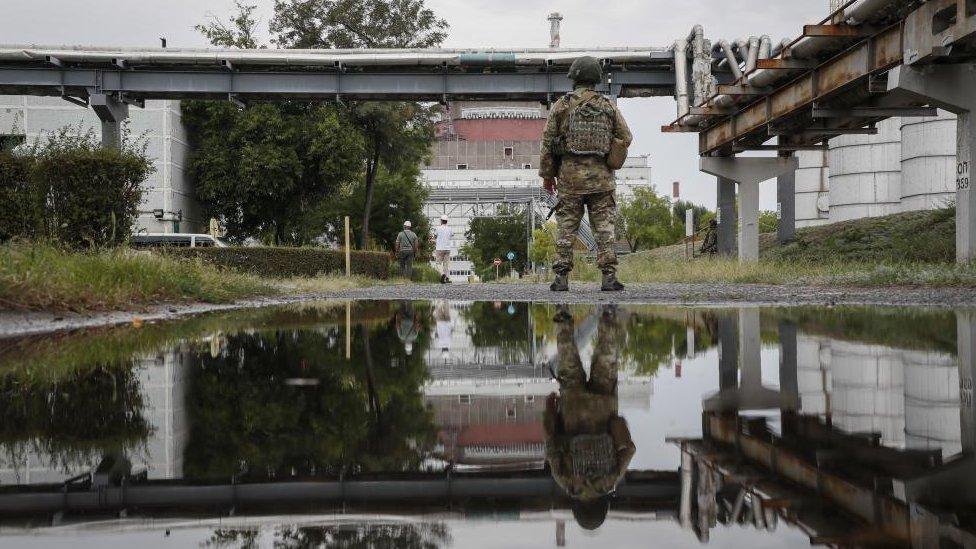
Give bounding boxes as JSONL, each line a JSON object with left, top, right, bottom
{"left": 0, "top": 127, "right": 153, "bottom": 249}
{"left": 0, "top": 153, "right": 40, "bottom": 241}
{"left": 167, "top": 247, "right": 391, "bottom": 279}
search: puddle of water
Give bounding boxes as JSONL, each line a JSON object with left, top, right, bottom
{"left": 0, "top": 301, "right": 970, "bottom": 548}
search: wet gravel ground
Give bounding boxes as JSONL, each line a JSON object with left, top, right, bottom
{"left": 2, "top": 282, "right": 974, "bottom": 338}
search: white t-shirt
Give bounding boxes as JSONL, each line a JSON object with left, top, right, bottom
{"left": 435, "top": 224, "right": 453, "bottom": 251}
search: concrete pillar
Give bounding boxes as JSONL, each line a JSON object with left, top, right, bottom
{"left": 717, "top": 177, "right": 737, "bottom": 256}
{"left": 959, "top": 310, "right": 976, "bottom": 454}
{"left": 701, "top": 156, "right": 798, "bottom": 263}
{"left": 778, "top": 321, "right": 799, "bottom": 402}
{"left": 738, "top": 181, "right": 760, "bottom": 262}
{"left": 89, "top": 93, "right": 129, "bottom": 149}
{"left": 738, "top": 308, "right": 761, "bottom": 391}
{"left": 888, "top": 64, "right": 976, "bottom": 263}
{"left": 718, "top": 314, "right": 738, "bottom": 392}
{"left": 777, "top": 150, "right": 797, "bottom": 243}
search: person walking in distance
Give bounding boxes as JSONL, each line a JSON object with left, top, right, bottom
{"left": 395, "top": 220, "right": 420, "bottom": 279}
{"left": 540, "top": 56, "right": 632, "bottom": 292}
{"left": 434, "top": 215, "right": 453, "bottom": 284}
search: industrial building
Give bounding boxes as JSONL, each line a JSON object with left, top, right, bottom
{"left": 422, "top": 100, "right": 653, "bottom": 281}
{"left": 795, "top": 111, "right": 958, "bottom": 227}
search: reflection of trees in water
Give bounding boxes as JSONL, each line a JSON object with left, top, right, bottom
{"left": 205, "top": 522, "right": 451, "bottom": 549}
{"left": 771, "top": 306, "right": 957, "bottom": 354}
{"left": 0, "top": 365, "right": 151, "bottom": 473}
{"left": 622, "top": 312, "right": 718, "bottom": 376}
{"left": 460, "top": 302, "right": 531, "bottom": 364}
{"left": 184, "top": 315, "right": 438, "bottom": 480}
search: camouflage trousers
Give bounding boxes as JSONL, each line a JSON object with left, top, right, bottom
{"left": 553, "top": 191, "right": 618, "bottom": 276}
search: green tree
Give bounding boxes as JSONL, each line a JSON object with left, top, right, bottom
{"left": 269, "top": 0, "right": 448, "bottom": 49}
{"left": 194, "top": 1, "right": 263, "bottom": 49}
{"left": 672, "top": 200, "right": 713, "bottom": 234}
{"left": 462, "top": 206, "right": 529, "bottom": 278}
{"left": 183, "top": 101, "right": 364, "bottom": 245}
{"left": 529, "top": 222, "right": 557, "bottom": 269}
{"left": 618, "top": 187, "right": 680, "bottom": 252}
{"left": 759, "top": 210, "right": 779, "bottom": 233}
{"left": 319, "top": 165, "right": 430, "bottom": 252}
{"left": 270, "top": 0, "right": 447, "bottom": 247}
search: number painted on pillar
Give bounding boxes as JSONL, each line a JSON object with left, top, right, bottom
{"left": 962, "top": 376, "right": 974, "bottom": 409}
{"left": 959, "top": 161, "right": 971, "bottom": 190}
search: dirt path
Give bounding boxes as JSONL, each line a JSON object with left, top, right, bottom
{"left": 2, "top": 282, "right": 974, "bottom": 338}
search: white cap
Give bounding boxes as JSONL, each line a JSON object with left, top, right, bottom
{"left": 403, "top": 220, "right": 412, "bottom": 228}
{"left": 404, "top": 342, "right": 413, "bottom": 355}
{"left": 440, "top": 215, "right": 449, "bottom": 222}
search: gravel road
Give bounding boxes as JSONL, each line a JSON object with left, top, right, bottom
{"left": 1, "top": 282, "right": 974, "bottom": 339}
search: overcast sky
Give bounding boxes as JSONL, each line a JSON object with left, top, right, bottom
{"left": 1, "top": 0, "right": 828, "bottom": 209}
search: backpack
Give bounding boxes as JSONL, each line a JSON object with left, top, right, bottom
{"left": 563, "top": 92, "right": 615, "bottom": 157}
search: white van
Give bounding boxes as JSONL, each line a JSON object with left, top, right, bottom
{"left": 130, "top": 233, "right": 228, "bottom": 249}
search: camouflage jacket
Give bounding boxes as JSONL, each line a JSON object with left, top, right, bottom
{"left": 539, "top": 86, "right": 633, "bottom": 196}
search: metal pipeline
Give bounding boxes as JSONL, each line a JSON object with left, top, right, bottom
{"left": 759, "top": 35, "right": 772, "bottom": 60}
{"left": 0, "top": 45, "right": 669, "bottom": 67}
{"left": 673, "top": 39, "right": 690, "bottom": 118}
{"left": 744, "top": 36, "right": 760, "bottom": 73}
{"left": 677, "top": 0, "right": 905, "bottom": 126}
{"left": 717, "top": 40, "right": 742, "bottom": 80}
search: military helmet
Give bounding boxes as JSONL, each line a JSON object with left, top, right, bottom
{"left": 567, "top": 56, "right": 603, "bottom": 84}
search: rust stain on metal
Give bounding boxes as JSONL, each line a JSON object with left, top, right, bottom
{"left": 770, "top": 75, "right": 815, "bottom": 119}
{"left": 873, "top": 25, "right": 904, "bottom": 69}
{"left": 735, "top": 101, "right": 768, "bottom": 135}
{"left": 818, "top": 47, "right": 869, "bottom": 96}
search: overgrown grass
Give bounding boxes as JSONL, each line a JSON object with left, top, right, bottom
{"left": 614, "top": 257, "right": 976, "bottom": 287}
{"left": 0, "top": 242, "right": 272, "bottom": 311}
{"left": 546, "top": 208, "right": 974, "bottom": 287}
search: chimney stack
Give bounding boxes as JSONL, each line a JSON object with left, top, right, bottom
{"left": 548, "top": 13, "right": 563, "bottom": 48}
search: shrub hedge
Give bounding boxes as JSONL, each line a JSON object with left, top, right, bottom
{"left": 167, "top": 247, "right": 391, "bottom": 279}
{"left": 0, "top": 128, "right": 153, "bottom": 249}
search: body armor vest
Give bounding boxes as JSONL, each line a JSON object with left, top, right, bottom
{"left": 564, "top": 93, "right": 614, "bottom": 157}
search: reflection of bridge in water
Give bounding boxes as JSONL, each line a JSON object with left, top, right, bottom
{"left": 678, "top": 310, "right": 976, "bottom": 548}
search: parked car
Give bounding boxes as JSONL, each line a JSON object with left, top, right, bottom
{"left": 130, "top": 233, "right": 228, "bottom": 249}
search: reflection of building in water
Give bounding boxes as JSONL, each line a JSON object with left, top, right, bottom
{"left": 133, "top": 349, "right": 189, "bottom": 480}
{"left": 0, "top": 349, "right": 188, "bottom": 484}
{"left": 423, "top": 305, "right": 652, "bottom": 469}
{"left": 796, "top": 334, "right": 960, "bottom": 456}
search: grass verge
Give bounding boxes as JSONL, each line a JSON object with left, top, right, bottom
{"left": 0, "top": 242, "right": 272, "bottom": 311}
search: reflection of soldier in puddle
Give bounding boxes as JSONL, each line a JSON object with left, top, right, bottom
{"left": 545, "top": 305, "right": 636, "bottom": 531}
{"left": 395, "top": 302, "right": 420, "bottom": 356}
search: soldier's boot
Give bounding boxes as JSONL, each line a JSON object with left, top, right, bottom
{"left": 601, "top": 272, "right": 624, "bottom": 292}
{"left": 553, "top": 304, "right": 572, "bottom": 323}
{"left": 550, "top": 273, "right": 569, "bottom": 292}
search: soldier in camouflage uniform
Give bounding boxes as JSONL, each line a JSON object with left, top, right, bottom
{"left": 540, "top": 56, "right": 633, "bottom": 292}
{"left": 544, "top": 305, "right": 635, "bottom": 530}
{"left": 700, "top": 218, "right": 718, "bottom": 256}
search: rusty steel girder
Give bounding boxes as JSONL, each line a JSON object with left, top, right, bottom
{"left": 698, "top": 24, "right": 904, "bottom": 155}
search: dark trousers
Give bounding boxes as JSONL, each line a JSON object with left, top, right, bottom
{"left": 398, "top": 252, "right": 415, "bottom": 279}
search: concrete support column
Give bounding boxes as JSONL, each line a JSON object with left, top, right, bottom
{"left": 888, "top": 64, "right": 976, "bottom": 263}
{"left": 776, "top": 144, "right": 797, "bottom": 243}
{"left": 89, "top": 93, "right": 129, "bottom": 149}
{"left": 702, "top": 156, "right": 798, "bottom": 263}
{"left": 959, "top": 111, "right": 975, "bottom": 263}
{"left": 738, "top": 181, "right": 760, "bottom": 262}
{"left": 738, "top": 308, "right": 761, "bottom": 391}
{"left": 718, "top": 314, "right": 739, "bottom": 391}
{"left": 717, "top": 177, "right": 737, "bottom": 256}
{"left": 959, "top": 310, "right": 976, "bottom": 454}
